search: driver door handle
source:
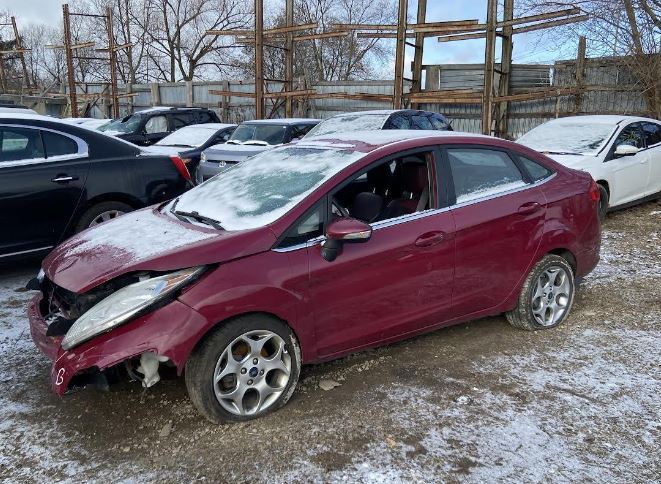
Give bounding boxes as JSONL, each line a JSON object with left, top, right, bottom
{"left": 51, "top": 174, "right": 78, "bottom": 183}
{"left": 517, "top": 202, "right": 541, "bottom": 215}
{"left": 415, "top": 231, "right": 446, "bottom": 247}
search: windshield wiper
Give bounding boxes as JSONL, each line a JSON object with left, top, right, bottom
{"left": 159, "top": 143, "right": 194, "bottom": 148}
{"left": 242, "top": 140, "right": 269, "bottom": 146}
{"left": 226, "top": 140, "right": 241, "bottom": 145}
{"left": 541, "top": 150, "right": 582, "bottom": 156}
{"left": 172, "top": 210, "right": 223, "bottom": 229}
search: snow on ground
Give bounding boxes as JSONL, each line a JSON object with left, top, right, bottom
{"left": 0, "top": 201, "right": 659, "bottom": 482}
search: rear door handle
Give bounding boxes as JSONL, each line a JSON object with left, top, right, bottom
{"left": 51, "top": 175, "right": 78, "bottom": 183}
{"left": 415, "top": 231, "right": 446, "bottom": 247}
{"left": 517, "top": 202, "right": 541, "bottom": 215}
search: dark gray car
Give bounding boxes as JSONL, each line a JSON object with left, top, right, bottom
{"left": 196, "top": 118, "right": 319, "bottom": 183}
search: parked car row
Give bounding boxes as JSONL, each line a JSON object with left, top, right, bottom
{"left": 1, "top": 101, "right": 657, "bottom": 424}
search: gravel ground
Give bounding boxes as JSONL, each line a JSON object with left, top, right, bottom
{"left": 0, "top": 201, "right": 659, "bottom": 483}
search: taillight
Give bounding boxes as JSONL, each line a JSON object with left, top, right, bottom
{"left": 170, "top": 155, "right": 192, "bottom": 182}
{"left": 589, "top": 180, "right": 600, "bottom": 202}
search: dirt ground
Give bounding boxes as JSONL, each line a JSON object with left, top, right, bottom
{"left": 1, "top": 201, "right": 659, "bottom": 483}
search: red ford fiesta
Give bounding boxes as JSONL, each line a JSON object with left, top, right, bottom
{"left": 28, "top": 130, "right": 601, "bottom": 423}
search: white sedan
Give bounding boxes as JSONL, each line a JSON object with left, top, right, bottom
{"left": 517, "top": 115, "right": 661, "bottom": 218}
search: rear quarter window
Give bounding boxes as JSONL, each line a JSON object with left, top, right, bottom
{"left": 518, "top": 155, "right": 553, "bottom": 182}
{"left": 42, "top": 131, "right": 78, "bottom": 157}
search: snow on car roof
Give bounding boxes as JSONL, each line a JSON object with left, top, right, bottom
{"left": 0, "top": 112, "right": 79, "bottom": 125}
{"left": 544, "top": 115, "right": 659, "bottom": 126}
{"left": 242, "top": 118, "right": 320, "bottom": 125}
{"left": 300, "top": 129, "right": 489, "bottom": 152}
{"left": 175, "top": 123, "right": 236, "bottom": 130}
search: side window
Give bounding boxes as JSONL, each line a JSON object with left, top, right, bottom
{"left": 170, "top": 113, "right": 195, "bottom": 131}
{"left": 642, "top": 122, "right": 661, "bottom": 147}
{"left": 0, "top": 127, "right": 44, "bottom": 162}
{"left": 518, "top": 155, "right": 553, "bottom": 182}
{"left": 145, "top": 115, "right": 168, "bottom": 134}
{"left": 388, "top": 114, "right": 410, "bottom": 129}
{"left": 290, "top": 124, "right": 314, "bottom": 140}
{"left": 613, "top": 123, "right": 644, "bottom": 150}
{"left": 215, "top": 130, "right": 232, "bottom": 143}
{"left": 42, "top": 131, "right": 78, "bottom": 157}
{"left": 198, "top": 111, "right": 214, "bottom": 124}
{"left": 447, "top": 149, "right": 526, "bottom": 204}
{"left": 430, "top": 114, "right": 451, "bottom": 130}
{"left": 278, "top": 202, "right": 325, "bottom": 248}
{"left": 411, "top": 115, "right": 433, "bottom": 130}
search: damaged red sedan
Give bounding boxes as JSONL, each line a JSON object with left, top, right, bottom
{"left": 28, "top": 130, "right": 601, "bottom": 423}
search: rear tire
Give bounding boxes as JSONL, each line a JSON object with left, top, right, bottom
{"left": 506, "top": 255, "right": 575, "bottom": 331}
{"left": 597, "top": 184, "right": 609, "bottom": 221}
{"left": 75, "top": 201, "right": 133, "bottom": 232}
{"left": 185, "top": 315, "right": 301, "bottom": 423}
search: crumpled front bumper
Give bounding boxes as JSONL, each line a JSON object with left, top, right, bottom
{"left": 28, "top": 293, "right": 209, "bottom": 395}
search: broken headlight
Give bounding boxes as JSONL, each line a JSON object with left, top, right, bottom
{"left": 61, "top": 267, "right": 204, "bottom": 351}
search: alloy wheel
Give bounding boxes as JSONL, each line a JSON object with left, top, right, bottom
{"left": 531, "top": 266, "right": 572, "bottom": 326}
{"left": 213, "top": 330, "right": 291, "bottom": 416}
{"left": 89, "top": 210, "right": 126, "bottom": 227}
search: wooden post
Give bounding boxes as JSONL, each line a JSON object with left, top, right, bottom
{"left": 63, "top": 4, "right": 79, "bottom": 117}
{"left": 393, "top": 0, "right": 408, "bottom": 109}
{"left": 11, "top": 17, "right": 31, "bottom": 90}
{"left": 150, "top": 83, "right": 160, "bottom": 106}
{"left": 106, "top": 7, "right": 120, "bottom": 118}
{"left": 496, "top": 0, "right": 513, "bottom": 138}
{"left": 574, "top": 35, "right": 586, "bottom": 114}
{"left": 411, "top": 0, "right": 427, "bottom": 109}
{"left": 481, "top": 0, "right": 497, "bottom": 135}
{"left": 254, "top": 0, "right": 264, "bottom": 119}
{"left": 185, "top": 80, "right": 194, "bottom": 106}
{"left": 284, "top": 0, "right": 294, "bottom": 117}
{"left": 0, "top": 53, "right": 6, "bottom": 92}
{"left": 221, "top": 80, "right": 230, "bottom": 122}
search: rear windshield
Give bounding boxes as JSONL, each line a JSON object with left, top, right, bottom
{"left": 99, "top": 114, "right": 142, "bottom": 134}
{"left": 168, "top": 146, "right": 363, "bottom": 230}
{"left": 305, "top": 113, "right": 389, "bottom": 138}
{"left": 229, "top": 124, "right": 288, "bottom": 145}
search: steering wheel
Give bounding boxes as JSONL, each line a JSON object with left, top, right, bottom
{"left": 331, "top": 196, "right": 350, "bottom": 218}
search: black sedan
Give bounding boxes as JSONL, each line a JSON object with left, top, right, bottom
{"left": 0, "top": 114, "right": 192, "bottom": 262}
{"left": 144, "top": 123, "right": 236, "bottom": 180}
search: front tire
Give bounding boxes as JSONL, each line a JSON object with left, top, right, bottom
{"left": 597, "top": 184, "right": 609, "bottom": 221}
{"left": 506, "top": 255, "right": 575, "bottom": 331}
{"left": 185, "top": 315, "right": 301, "bottom": 423}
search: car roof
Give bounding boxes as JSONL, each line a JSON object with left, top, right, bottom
{"left": 0, "top": 112, "right": 72, "bottom": 124}
{"left": 544, "top": 115, "right": 660, "bottom": 126}
{"left": 323, "top": 109, "right": 447, "bottom": 118}
{"left": 176, "top": 123, "right": 236, "bottom": 130}
{"left": 134, "top": 106, "right": 214, "bottom": 114}
{"left": 241, "top": 118, "right": 320, "bottom": 125}
{"left": 298, "top": 129, "right": 490, "bottom": 153}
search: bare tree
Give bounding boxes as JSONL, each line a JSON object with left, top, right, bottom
{"left": 520, "top": 0, "right": 661, "bottom": 118}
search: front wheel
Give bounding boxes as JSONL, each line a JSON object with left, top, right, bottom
{"left": 185, "top": 315, "right": 301, "bottom": 423}
{"left": 597, "top": 185, "right": 609, "bottom": 221}
{"left": 506, "top": 255, "right": 575, "bottom": 331}
{"left": 75, "top": 201, "right": 133, "bottom": 232}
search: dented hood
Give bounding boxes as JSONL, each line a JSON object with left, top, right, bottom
{"left": 43, "top": 206, "right": 276, "bottom": 293}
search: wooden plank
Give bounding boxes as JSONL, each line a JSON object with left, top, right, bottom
{"left": 206, "top": 29, "right": 253, "bottom": 36}
{"left": 255, "top": 0, "right": 264, "bottom": 119}
{"left": 482, "top": 0, "right": 497, "bottom": 135}
{"left": 294, "top": 31, "right": 350, "bottom": 41}
{"left": 410, "top": 0, "right": 426, "bottom": 109}
{"left": 330, "top": 23, "right": 398, "bottom": 31}
{"left": 393, "top": 0, "right": 408, "bottom": 109}
{"left": 263, "top": 89, "right": 316, "bottom": 98}
{"left": 438, "top": 32, "right": 486, "bottom": 42}
{"left": 495, "top": 0, "right": 513, "bottom": 138}
{"left": 285, "top": 0, "right": 294, "bottom": 117}
{"left": 574, "top": 36, "right": 586, "bottom": 113}
{"left": 209, "top": 90, "right": 257, "bottom": 98}
{"left": 497, "top": 8, "right": 580, "bottom": 28}
{"left": 512, "top": 14, "right": 588, "bottom": 34}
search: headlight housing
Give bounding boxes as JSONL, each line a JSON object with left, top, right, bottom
{"left": 61, "top": 267, "right": 204, "bottom": 350}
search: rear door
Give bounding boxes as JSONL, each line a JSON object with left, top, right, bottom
{"left": 0, "top": 124, "right": 89, "bottom": 258}
{"left": 641, "top": 121, "right": 661, "bottom": 195}
{"left": 443, "top": 146, "right": 547, "bottom": 316}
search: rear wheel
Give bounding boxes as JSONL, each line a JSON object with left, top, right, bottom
{"left": 597, "top": 184, "right": 609, "bottom": 221}
{"left": 506, "top": 255, "right": 575, "bottom": 331}
{"left": 185, "top": 315, "right": 301, "bottom": 423}
{"left": 75, "top": 201, "right": 133, "bottom": 232}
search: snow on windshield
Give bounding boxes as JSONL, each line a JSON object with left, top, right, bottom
{"left": 518, "top": 122, "right": 616, "bottom": 155}
{"left": 157, "top": 126, "right": 217, "bottom": 147}
{"left": 229, "top": 124, "right": 287, "bottom": 145}
{"left": 171, "top": 146, "right": 364, "bottom": 230}
{"left": 305, "top": 114, "right": 389, "bottom": 138}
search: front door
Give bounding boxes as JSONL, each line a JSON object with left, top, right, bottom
{"left": 306, "top": 149, "right": 456, "bottom": 358}
{"left": 607, "top": 122, "right": 651, "bottom": 205}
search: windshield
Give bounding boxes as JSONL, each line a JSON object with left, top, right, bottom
{"left": 305, "top": 113, "right": 389, "bottom": 138}
{"left": 156, "top": 126, "right": 218, "bottom": 147}
{"left": 228, "top": 124, "right": 287, "bottom": 145}
{"left": 517, "top": 122, "right": 616, "bottom": 155}
{"left": 99, "top": 114, "right": 142, "bottom": 134}
{"left": 168, "top": 145, "right": 363, "bottom": 230}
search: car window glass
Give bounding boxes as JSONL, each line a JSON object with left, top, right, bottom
{"left": 448, "top": 149, "right": 526, "bottom": 204}
{"left": 642, "top": 122, "right": 661, "bottom": 147}
{"left": 171, "top": 113, "right": 195, "bottom": 130}
{"left": 279, "top": 202, "right": 325, "bottom": 247}
{"left": 518, "top": 156, "right": 552, "bottom": 182}
{"left": 198, "top": 112, "right": 214, "bottom": 123}
{"left": 215, "top": 130, "right": 232, "bottom": 143}
{"left": 430, "top": 114, "right": 450, "bottom": 130}
{"left": 613, "top": 123, "right": 644, "bottom": 149}
{"left": 411, "top": 115, "right": 433, "bottom": 130}
{"left": 145, "top": 115, "right": 168, "bottom": 134}
{"left": 291, "top": 124, "right": 314, "bottom": 140}
{"left": 42, "top": 131, "right": 78, "bottom": 157}
{"left": 332, "top": 152, "right": 433, "bottom": 224}
{"left": 388, "top": 114, "right": 410, "bottom": 129}
{"left": 0, "top": 127, "right": 44, "bottom": 162}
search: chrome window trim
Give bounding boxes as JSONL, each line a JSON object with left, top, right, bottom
{"left": 0, "top": 123, "right": 89, "bottom": 168}
{"left": 0, "top": 246, "right": 53, "bottom": 259}
{"left": 272, "top": 173, "right": 556, "bottom": 254}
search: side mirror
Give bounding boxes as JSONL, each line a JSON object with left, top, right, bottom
{"left": 321, "top": 218, "right": 372, "bottom": 262}
{"left": 614, "top": 144, "right": 639, "bottom": 156}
